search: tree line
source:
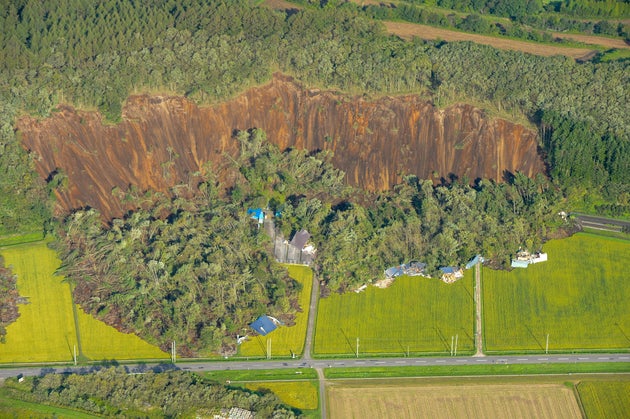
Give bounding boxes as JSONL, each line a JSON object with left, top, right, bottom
{"left": 0, "top": 258, "right": 20, "bottom": 343}
{"left": 2, "top": 366, "right": 297, "bottom": 417}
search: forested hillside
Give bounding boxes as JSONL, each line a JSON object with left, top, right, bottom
{"left": 0, "top": 0, "right": 628, "bottom": 353}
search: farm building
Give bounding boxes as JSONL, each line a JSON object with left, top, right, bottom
{"left": 466, "top": 254, "right": 484, "bottom": 269}
{"left": 249, "top": 315, "right": 278, "bottom": 336}
{"left": 384, "top": 262, "right": 428, "bottom": 279}
{"left": 440, "top": 266, "right": 464, "bottom": 283}
{"left": 290, "top": 229, "right": 311, "bottom": 250}
{"left": 511, "top": 250, "right": 548, "bottom": 268}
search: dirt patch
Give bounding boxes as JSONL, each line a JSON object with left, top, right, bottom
{"left": 384, "top": 21, "right": 596, "bottom": 60}
{"left": 17, "top": 74, "right": 545, "bottom": 220}
{"left": 262, "top": 0, "right": 303, "bottom": 11}
{"left": 552, "top": 32, "right": 629, "bottom": 50}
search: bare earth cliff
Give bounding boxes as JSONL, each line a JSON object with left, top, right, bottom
{"left": 18, "top": 75, "right": 545, "bottom": 219}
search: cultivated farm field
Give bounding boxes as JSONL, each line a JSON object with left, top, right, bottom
{"left": 245, "top": 381, "right": 319, "bottom": 411}
{"left": 577, "top": 379, "right": 630, "bottom": 419}
{"left": 314, "top": 275, "right": 474, "bottom": 356}
{"left": 239, "top": 265, "right": 313, "bottom": 358}
{"left": 327, "top": 381, "right": 582, "bottom": 419}
{"left": 483, "top": 233, "right": 630, "bottom": 352}
{"left": 0, "top": 242, "right": 166, "bottom": 363}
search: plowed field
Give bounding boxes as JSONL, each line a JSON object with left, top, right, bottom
{"left": 327, "top": 382, "right": 582, "bottom": 419}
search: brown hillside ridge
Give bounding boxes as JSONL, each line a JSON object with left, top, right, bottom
{"left": 17, "top": 74, "right": 545, "bottom": 220}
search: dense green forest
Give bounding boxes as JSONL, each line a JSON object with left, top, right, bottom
{"left": 0, "top": 258, "right": 20, "bottom": 342}
{"left": 2, "top": 367, "right": 296, "bottom": 417}
{"left": 0, "top": 1, "right": 628, "bottom": 351}
{"left": 52, "top": 130, "right": 565, "bottom": 353}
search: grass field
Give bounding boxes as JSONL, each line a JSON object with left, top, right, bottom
{"left": 0, "top": 242, "right": 166, "bottom": 363}
{"left": 245, "top": 381, "right": 319, "bottom": 410}
{"left": 577, "top": 379, "right": 630, "bottom": 419}
{"left": 327, "top": 381, "right": 582, "bottom": 419}
{"left": 0, "top": 387, "right": 100, "bottom": 419}
{"left": 204, "top": 368, "right": 318, "bottom": 382}
{"left": 483, "top": 233, "right": 630, "bottom": 352}
{"left": 239, "top": 265, "right": 313, "bottom": 358}
{"left": 314, "top": 275, "right": 474, "bottom": 356}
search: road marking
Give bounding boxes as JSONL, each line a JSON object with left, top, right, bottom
{"left": 375, "top": 361, "right": 385, "bottom": 364}
{"left": 597, "top": 357, "right": 609, "bottom": 360}
{"left": 517, "top": 358, "right": 528, "bottom": 361}
{"left": 436, "top": 360, "right": 446, "bottom": 363}
{"left": 456, "top": 360, "right": 466, "bottom": 363}
{"left": 395, "top": 361, "right": 405, "bottom": 364}
{"left": 578, "top": 357, "right": 589, "bottom": 360}
{"left": 415, "top": 360, "right": 426, "bottom": 363}
{"left": 619, "top": 357, "right": 629, "bottom": 360}
{"left": 538, "top": 358, "right": 549, "bottom": 361}
{"left": 356, "top": 361, "right": 365, "bottom": 364}
{"left": 558, "top": 358, "right": 568, "bottom": 360}
{"left": 475, "top": 359, "right": 487, "bottom": 362}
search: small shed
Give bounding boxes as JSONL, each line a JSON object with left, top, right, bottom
{"left": 249, "top": 315, "right": 277, "bottom": 336}
{"left": 466, "top": 255, "right": 484, "bottom": 270}
{"left": 290, "top": 229, "right": 311, "bottom": 250}
{"left": 511, "top": 259, "right": 529, "bottom": 268}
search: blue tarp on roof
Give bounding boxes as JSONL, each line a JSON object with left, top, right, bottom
{"left": 250, "top": 315, "right": 277, "bottom": 336}
{"left": 440, "top": 266, "right": 455, "bottom": 274}
{"left": 247, "top": 208, "right": 264, "bottom": 223}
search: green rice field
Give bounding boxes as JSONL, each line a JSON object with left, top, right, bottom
{"left": 314, "top": 274, "right": 475, "bottom": 356}
{"left": 0, "top": 242, "right": 166, "bottom": 363}
{"left": 483, "top": 233, "right": 630, "bottom": 352}
{"left": 239, "top": 265, "right": 313, "bottom": 358}
{"left": 577, "top": 379, "right": 630, "bottom": 419}
{"left": 245, "top": 381, "right": 319, "bottom": 411}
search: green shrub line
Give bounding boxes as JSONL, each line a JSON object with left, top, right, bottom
{"left": 323, "top": 362, "right": 630, "bottom": 379}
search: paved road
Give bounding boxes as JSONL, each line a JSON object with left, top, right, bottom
{"left": 2, "top": 353, "right": 628, "bottom": 380}
{"left": 573, "top": 214, "right": 630, "bottom": 232}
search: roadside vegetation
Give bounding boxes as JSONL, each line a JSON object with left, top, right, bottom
{"left": 324, "top": 363, "right": 630, "bottom": 379}
{"left": 0, "top": 367, "right": 297, "bottom": 418}
{"left": 483, "top": 233, "right": 630, "bottom": 353}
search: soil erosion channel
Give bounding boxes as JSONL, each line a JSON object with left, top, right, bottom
{"left": 18, "top": 74, "right": 544, "bottom": 219}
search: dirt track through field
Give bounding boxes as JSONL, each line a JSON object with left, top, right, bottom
{"left": 384, "top": 21, "right": 596, "bottom": 59}
{"left": 328, "top": 383, "right": 582, "bottom": 419}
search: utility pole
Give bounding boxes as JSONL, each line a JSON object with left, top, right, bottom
{"left": 451, "top": 336, "right": 454, "bottom": 356}
{"left": 356, "top": 337, "right": 359, "bottom": 358}
{"left": 267, "top": 338, "right": 271, "bottom": 360}
{"left": 171, "top": 341, "right": 176, "bottom": 363}
{"left": 455, "top": 334, "right": 458, "bottom": 356}
{"left": 545, "top": 334, "right": 549, "bottom": 355}
{"left": 73, "top": 345, "right": 77, "bottom": 366}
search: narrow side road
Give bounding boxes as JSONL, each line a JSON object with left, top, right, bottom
{"left": 315, "top": 368, "right": 327, "bottom": 419}
{"left": 474, "top": 262, "right": 484, "bottom": 357}
{"left": 302, "top": 273, "right": 320, "bottom": 361}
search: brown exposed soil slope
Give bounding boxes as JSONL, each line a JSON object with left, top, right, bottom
{"left": 18, "top": 75, "right": 544, "bottom": 219}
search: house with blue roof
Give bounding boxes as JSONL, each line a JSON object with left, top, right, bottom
{"left": 249, "top": 315, "right": 278, "bottom": 336}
